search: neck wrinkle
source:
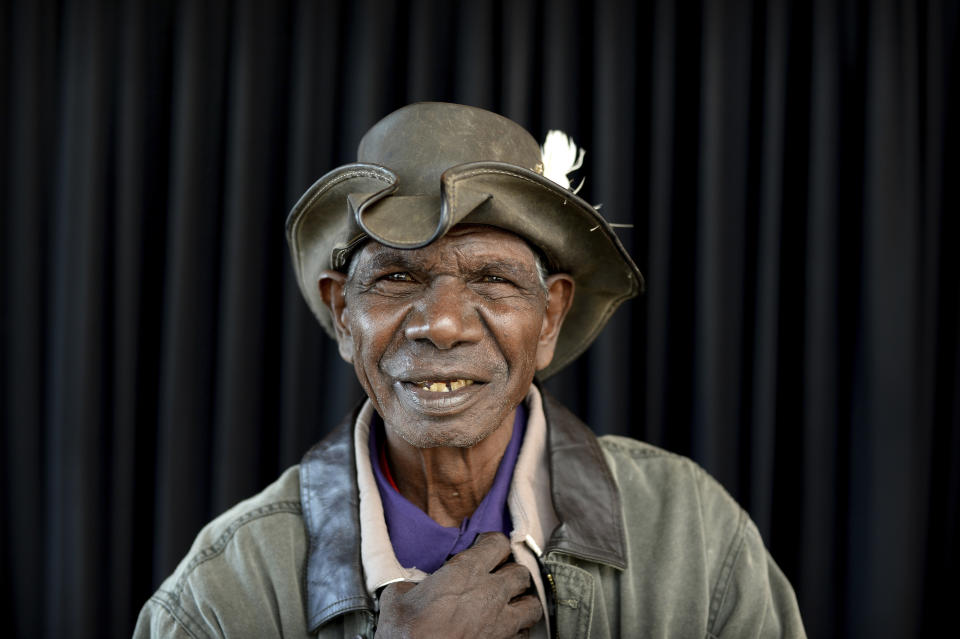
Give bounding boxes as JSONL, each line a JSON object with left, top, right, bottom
{"left": 383, "top": 406, "right": 518, "bottom": 525}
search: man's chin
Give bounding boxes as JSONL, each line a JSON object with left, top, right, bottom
{"left": 387, "top": 418, "right": 500, "bottom": 449}
{"left": 383, "top": 400, "right": 511, "bottom": 450}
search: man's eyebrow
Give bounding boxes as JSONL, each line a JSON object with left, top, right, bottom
{"left": 355, "top": 252, "right": 419, "bottom": 273}
{"left": 467, "top": 259, "right": 536, "bottom": 277}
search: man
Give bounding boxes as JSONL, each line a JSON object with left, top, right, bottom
{"left": 135, "top": 103, "right": 806, "bottom": 637}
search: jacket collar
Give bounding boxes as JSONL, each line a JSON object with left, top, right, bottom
{"left": 299, "top": 405, "right": 371, "bottom": 632}
{"left": 539, "top": 389, "right": 627, "bottom": 569}
{"left": 298, "top": 387, "right": 627, "bottom": 632}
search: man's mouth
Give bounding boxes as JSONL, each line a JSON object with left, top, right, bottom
{"left": 393, "top": 374, "right": 486, "bottom": 415}
{"left": 416, "top": 379, "right": 475, "bottom": 393}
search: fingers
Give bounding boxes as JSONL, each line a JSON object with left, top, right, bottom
{"left": 444, "top": 535, "right": 534, "bottom": 604}
{"left": 377, "top": 581, "right": 415, "bottom": 609}
{"left": 506, "top": 593, "right": 543, "bottom": 633}
{"left": 445, "top": 532, "right": 512, "bottom": 574}
{"left": 493, "top": 561, "right": 534, "bottom": 599}
{"left": 375, "top": 561, "right": 543, "bottom": 639}
{"left": 490, "top": 563, "right": 541, "bottom": 635}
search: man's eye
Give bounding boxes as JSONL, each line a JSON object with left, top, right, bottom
{"left": 480, "top": 275, "right": 510, "bottom": 284}
{"left": 383, "top": 272, "right": 415, "bottom": 282}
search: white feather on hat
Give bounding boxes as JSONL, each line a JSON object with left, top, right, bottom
{"left": 540, "top": 130, "right": 585, "bottom": 191}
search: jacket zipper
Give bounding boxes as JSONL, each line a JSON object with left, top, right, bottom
{"left": 524, "top": 535, "right": 558, "bottom": 638}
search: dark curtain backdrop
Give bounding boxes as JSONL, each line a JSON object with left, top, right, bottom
{"left": 1, "top": 0, "right": 957, "bottom": 637}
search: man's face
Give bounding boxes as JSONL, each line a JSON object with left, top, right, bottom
{"left": 321, "top": 225, "right": 573, "bottom": 448}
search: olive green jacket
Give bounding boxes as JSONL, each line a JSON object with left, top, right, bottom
{"left": 134, "top": 392, "right": 805, "bottom": 638}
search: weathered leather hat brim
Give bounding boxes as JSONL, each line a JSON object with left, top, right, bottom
{"left": 286, "top": 158, "right": 643, "bottom": 380}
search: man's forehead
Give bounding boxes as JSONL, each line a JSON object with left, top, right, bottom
{"left": 351, "top": 225, "right": 539, "bottom": 270}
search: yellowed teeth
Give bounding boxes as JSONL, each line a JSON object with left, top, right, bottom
{"left": 419, "top": 379, "right": 475, "bottom": 392}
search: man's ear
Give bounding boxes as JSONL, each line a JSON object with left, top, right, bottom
{"left": 535, "top": 274, "right": 575, "bottom": 371}
{"left": 318, "top": 270, "right": 354, "bottom": 364}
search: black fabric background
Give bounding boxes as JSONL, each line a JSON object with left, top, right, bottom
{"left": 1, "top": 1, "right": 957, "bottom": 637}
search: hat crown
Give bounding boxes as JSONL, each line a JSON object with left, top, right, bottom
{"left": 357, "top": 102, "right": 543, "bottom": 195}
{"left": 287, "top": 101, "right": 643, "bottom": 379}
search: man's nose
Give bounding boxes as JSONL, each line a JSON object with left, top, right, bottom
{"left": 404, "top": 278, "right": 483, "bottom": 349}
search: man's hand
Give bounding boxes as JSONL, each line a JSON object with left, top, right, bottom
{"left": 374, "top": 532, "right": 543, "bottom": 639}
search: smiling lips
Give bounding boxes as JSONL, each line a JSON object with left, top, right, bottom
{"left": 418, "top": 379, "right": 475, "bottom": 392}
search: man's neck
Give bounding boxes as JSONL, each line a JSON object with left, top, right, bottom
{"left": 382, "top": 408, "right": 518, "bottom": 527}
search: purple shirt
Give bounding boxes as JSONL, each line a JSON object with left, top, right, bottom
{"left": 369, "top": 404, "right": 527, "bottom": 573}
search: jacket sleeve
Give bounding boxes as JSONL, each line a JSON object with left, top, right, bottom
{"left": 704, "top": 499, "right": 806, "bottom": 638}
{"left": 132, "top": 596, "right": 203, "bottom": 639}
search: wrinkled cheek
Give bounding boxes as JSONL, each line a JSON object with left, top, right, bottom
{"left": 511, "top": 331, "right": 542, "bottom": 372}
{"left": 348, "top": 336, "right": 377, "bottom": 403}
{"left": 351, "top": 341, "right": 395, "bottom": 419}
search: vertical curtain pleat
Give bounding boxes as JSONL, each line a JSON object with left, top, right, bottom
{"left": 693, "top": 0, "right": 752, "bottom": 493}
{"left": 800, "top": 0, "right": 841, "bottom": 632}
{"left": 770, "top": 0, "right": 813, "bottom": 581}
{"left": 540, "top": 0, "right": 581, "bottom": 130}
{"left": 407, "top": 0, "right": 453, "bottom": 102}
{"left": 1, "top": 1, "right": 957, "bottom": 636}
{"left": 454, "top": 0, "right": 495, "bottom": 108}
{"left": 154, "top": 0, "right": 231, "bottom": 579}
{"left": 340, "top": 0, "right": 399, "bottom": 151}
{"left": 499, "top": 0, "right": 536, "bottom": 121}
{"left": 921, "top": 2, "right": 960, "bottom": 635}
{"left": 586, "top": 0, "right": 640, "bottom": 438}
{"left": 211, "top": 0, "right": 288, "bottom": 515}
{"left": 110, "top": 1, "right": 146, "bottom": 633}
{"left": 849, "top": 0, "right": 926, "bottom": 635}
{"left": 2, "top": 1, "right": 60, "bottom": 634}
{"left": 645, "top": 0, "right": 677, "bottom": 449}
{"left": 750, "top": 0, "right": 787, "bottom": 544}
{"left": 46, "top": 1, "right": 119, "bottom": 631}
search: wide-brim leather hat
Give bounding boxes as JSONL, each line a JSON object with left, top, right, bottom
{"left": 286, "top": 102, "right": 643, "bottom": 379}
